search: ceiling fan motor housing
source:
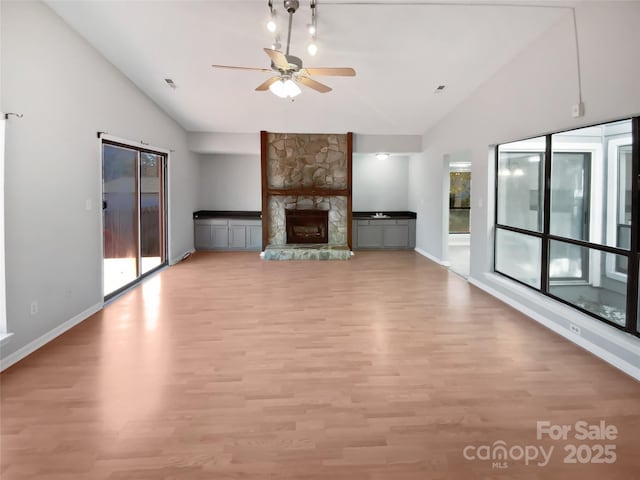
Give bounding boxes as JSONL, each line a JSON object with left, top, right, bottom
{"left": 284, "top": 0, "right": 299, "bottom": 13}
{"left": 283, "top": 55, "right": 302, "bottom": 72}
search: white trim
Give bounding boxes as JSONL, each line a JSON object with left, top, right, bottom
{"left": 170, "top": 248, "right": 195, "bottom": 266}
{"left": 0, "top": 118, "right": 6, "bottom": 335}
{"left": 0, "top": 302, "right": 102, "bottom": 372}
{"left": 468, "top": 274, "right": 640, "bottom": 381}
{"left": 605, "top": 136, "right": 632, "bottom": 283}
{"left": 99, "top": 134, "right": 171, "bottom": 156}
{"left": 415, "top": 247, "right": 450, "bottom": 267}
{"left": 0, "top": 332, "right": 13, "bottom": 347}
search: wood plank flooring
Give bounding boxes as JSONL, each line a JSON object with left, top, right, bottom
{"left": 2, "top": 251, "right": 640, "bottom": 479}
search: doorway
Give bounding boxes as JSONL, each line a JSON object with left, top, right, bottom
{"left": 447, "top": 160, "right": 471, "bottom": 277}
{"left": 102, "top": 141, "right": 167, "bottom": 298}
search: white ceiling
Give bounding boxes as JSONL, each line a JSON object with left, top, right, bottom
{"left": 46, "top": 0, "right": 570, "bottom": 135}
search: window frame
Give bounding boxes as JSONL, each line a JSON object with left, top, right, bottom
{"left": 494, "top": 117, "right": 639, "bottom": 338}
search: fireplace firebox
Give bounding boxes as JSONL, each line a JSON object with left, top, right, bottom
{"left": 285, "top": 209, "right": 329, "bottom": 244}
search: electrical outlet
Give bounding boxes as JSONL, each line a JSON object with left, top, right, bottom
{"left": 30, "top": 301, "right": 38, "bottom": 315}
{"left": 569, "top": 323, "right": 581, "bottom": 336}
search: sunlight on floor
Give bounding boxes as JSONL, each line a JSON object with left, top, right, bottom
{"left": 103, "top": 257, "right": 161, "bottom": 296}
{"left": 448, "top": 233, "right": 470, "bottom": 278}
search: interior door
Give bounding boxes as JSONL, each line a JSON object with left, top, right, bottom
{"left": 549, "top": 152, "right": 591, "bottom": 281}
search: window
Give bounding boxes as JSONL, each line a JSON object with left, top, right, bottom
{"left": 495, "top": 118, "right": 638, "bottom": 337}
{"left": 497, "top": 137, "right": 545, "bottom": 232}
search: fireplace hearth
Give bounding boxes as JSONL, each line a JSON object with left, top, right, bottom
{"left": 285, "top": 209, "right": 329, "bottom": 244}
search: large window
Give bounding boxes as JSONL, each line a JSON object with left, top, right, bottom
{"left": 495, "top": 119, "right": 638, "bottom": 337}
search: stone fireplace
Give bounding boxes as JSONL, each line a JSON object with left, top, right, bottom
{"left": 260, "top": 132, "right": 353, "bottom": 253}
{"left": 285, "top": 209, "right": 328, "bottom": 244}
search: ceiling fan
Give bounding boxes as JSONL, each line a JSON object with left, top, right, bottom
{"left": 211, "top": 0, "right": 356, "bottom": 98}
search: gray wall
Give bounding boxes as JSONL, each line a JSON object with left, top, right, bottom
{"left": 408, "top": 2, "right": 640, "bottom": 375}
{"left": 197, "top": 153, "right": 411, "bottom": 212}
{"left": 353, "top": 154, "right": 409, "bottom": 211}
{"left": 198, "top": 154, "right": 261, "bottom": 210}
{"left": 1, "top": 1, "right": 199, "bottom": 362}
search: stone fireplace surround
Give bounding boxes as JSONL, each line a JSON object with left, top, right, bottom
{"left": 261, "top": 132, "right": 353, "bottom": 253}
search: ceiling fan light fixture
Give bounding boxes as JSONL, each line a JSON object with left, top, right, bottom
{"left": 284, "top": 78, "right": 301, "bottom": 97}
{"left": 269, "top": 78, "right": 301, "bottom": 98}
{"left": 269, "top": 79, "right": 287, "bottom": 98}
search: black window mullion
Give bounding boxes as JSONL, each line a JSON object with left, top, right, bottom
{"left": 625, "top": 117, "right": 640, "bottom": 333}
{"left": 493, "top": 146, "right": 499, "bottom": 273}
{"left": 541, "top": 134, "right": 552, "bottom": 293}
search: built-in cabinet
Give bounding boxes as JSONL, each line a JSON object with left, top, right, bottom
{"left": 352, "top": 218, "right": 416, "bottom": 250}
{"left": 194, "top": 218, "right": 262, "bottom": 251}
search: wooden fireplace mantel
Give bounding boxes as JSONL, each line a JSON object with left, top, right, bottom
{"left": 260, "top": 131, "right": 353, "bottom": 251}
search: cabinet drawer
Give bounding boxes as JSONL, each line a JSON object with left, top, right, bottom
{"left": 229, "top": 219, "right": 261, "bottom": 226}
{"left": 195, "top": 218, "right": 228, "bottom": 226}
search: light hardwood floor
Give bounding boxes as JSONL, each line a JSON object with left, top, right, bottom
{"left": 2, "top": 251, "right": 640, "bottom": 479}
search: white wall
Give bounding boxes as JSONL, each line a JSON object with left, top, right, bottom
{"left": 0, "top": 1, "right": 199, "bottom": 365}
{"left": 189, "top": 132, "right": 260, "bottom": 155}
{"left": 198, "top": 154, "right": 261, "bottom": 210}
{"left": 409, "top": 2, "right": 640, "bottom": 377}
{"left": 353, "top": 135, "right": 422, "bottom": 154}
{"left": 353, "top": 154, "right": 409, "bottom": 211}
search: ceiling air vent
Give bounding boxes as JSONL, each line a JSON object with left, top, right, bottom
{"left": 434, "top": 85, "right": 446, "bottom": 93}
{"left": 164, "top": 78, "right": 176, "bottom": 89}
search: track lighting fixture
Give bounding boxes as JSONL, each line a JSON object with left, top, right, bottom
{"left": 267, "top": 0, "right": 277, "bottom": 32}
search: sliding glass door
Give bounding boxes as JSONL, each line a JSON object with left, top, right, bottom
{"left": 102, "top": 142, "right": 166, "bottom": 298}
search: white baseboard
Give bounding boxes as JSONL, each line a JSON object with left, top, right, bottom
{"left": 0, "top": 302, "right": 102, "bottom": 372}
{"left": 170, "top": 248, "right": 195, "bottom": 266}
{"left": 414, "top": 247, "right": 450, "bottom": 267}
{"left": 468, "top": 276, "right": 640, "bottom": 381}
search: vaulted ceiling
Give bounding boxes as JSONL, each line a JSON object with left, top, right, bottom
{"left": 46, "top": 0, "right": 571, "bottom": 135}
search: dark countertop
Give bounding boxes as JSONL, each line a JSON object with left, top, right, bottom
{"left": 194, "top": 210, "right": 417, "bottom": 220}
{"left": 193, "top": 210, "right": 262, "bottom": 219}
{"left": 352, "top": 211, "right": 417, "bottom": 219}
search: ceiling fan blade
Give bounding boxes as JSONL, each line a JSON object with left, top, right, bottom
{"left": 212, "top": 64, "right": 272, "bottom": 73}
{"left": 263, "top": 48, "right": 290, "bottom": 71}
{"left": 301, "top": 67, "right": 356, "bottom": 77}
{"left": 297, "top": 76, "right": 332, "bottom": 93}
{"left": 255, "top": 77, "right": 280, "bottom": 91}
